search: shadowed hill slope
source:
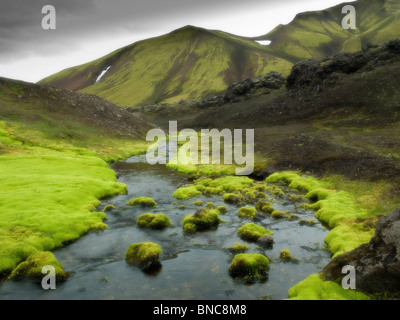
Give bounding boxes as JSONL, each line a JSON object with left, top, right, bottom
{"left": 152, "top": 41, "right": 400, "bottom": 184}
{"left": 0, "top": 77, "right": 154, "bottom": 160}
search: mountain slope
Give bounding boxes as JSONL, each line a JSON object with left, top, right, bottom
{"left": 39, "top": 26, "right": 293, "bottom": 107}
{"left": 0, "top": 77, "right": 153, "bottom": 160}
{"left": 259, "top": 0, "right": 400, "bottom": 62}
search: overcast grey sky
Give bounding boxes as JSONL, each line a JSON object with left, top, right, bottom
{"left": 0, "top": 0, "right": 355, "bottom": 82}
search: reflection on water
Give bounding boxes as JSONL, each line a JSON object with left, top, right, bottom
{"left": 0, "top": 153, "right": 331, "bottom": 300}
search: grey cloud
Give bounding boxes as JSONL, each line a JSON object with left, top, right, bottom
{"left": 0, "top": 0, "right": 291, "bottom": 62}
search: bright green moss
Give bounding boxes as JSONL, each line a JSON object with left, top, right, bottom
{"left": 271, "top": 210, "right": 285, "bottom": 219}
{"left": 192, "top": 200, "right": 204, "bottom": 206}
{"left": 266, "top": 172, "right": 373, "bottom": 258}
{"left": 228, "top": 253, "right": 269, "bottom": 281}
{"left": 89, "top": 222, "right": 108, "bottom": 232}
{"left": 172, "top": 186, "right": 202, "bottom": 200}
{"left": 136, "top": 213, "right": 171, "bottom": 229}
{"left": 229, "top": 243, "right": 250, "bottom": 254}
{"left": 126, "top": 197, "right": 157, "bottom": 207}
{"left": 237, "top": 223, "right": 274, "bottom": 242}
{"left": 279, "top": 249, "right": 297, "bottom": 262}
{"left": 182, "top": 209, "right": 221, "bottom": 234}
{"left": 125, "top": 242, "right": 162, "bottom": 270}
{"left": 206, "top": 202, "right": 215, "bottom": 209}
{"left": 288, "top": 274, "right": 371, "bottom": 300}
{"left": 255, "top": 201, "right": 274, "bottom": 214}
{"left": 223, "top": 193, "right": 244, "bottom": 204}
{"left": 204, "top": 187, "right": 224, "bottom": 195}
{"left": 284, "top": 213, "right": 300, "bottom": 221}
{"left": 238, "top": 207, "right": 258, "bottom": 219}
{"left": 216, "top": 206, "right": 228, "bottom": 214}
{"left": 209, "top": 176, "right": 254, "bottom": 192}
{"left": 103, "top": 205, "right": 116, "bottom": 212}
{"left": 9, "top": 251, "right": 67, "bottom": 281}
{"left": 0, "top": 153, "right": 127, "bottom": 275}
{"left": 266, "top": 171, "right": 328, "bottom": 192}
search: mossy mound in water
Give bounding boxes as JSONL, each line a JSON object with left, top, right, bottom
{"left": 238, "top": 223, "right": 274, "bottom": 242}
{"left": 172, "top": 186, "right": 202, "bottom": 200}
{"left": 223, "top": 193, "right": 244, "bottom": 204}
{"left": 137, "top": 213, "right": 171, "bottom": 229}
{"left": 192, "top": 200, "right": 204, "bottom": 206}
{"left": 238, "top": 207, "right": 258, "bottom": 219}
{"left": 103, "top": 205, "right": 117, "bottom": 212}
{"left": 9, "top": 251, "right": 67, "bottom": 281}
{"left": 228, "top": 253, "right": 269, "bottom": 281}
{"left": 255, "top": 201, "right": 274, "bottom": 214}
{"left": 280, "top": 249, "right": 298, "bottom": 262}
{"left": 228, "top": 243, "right": 250, "bottom": 254}
{"left": 206, "top": 202, "right": 215, "bottom": 209}
{"left": 182, "top": 209, "right": 221, "bottom": 234}
{"left": 125, "top": 242, "right": 162, "bottom": 270}
{"left": 216, "top": 206, "right": 228, "bottom": 214}
{"left": 126, "top": 197, "right": 157, "bottom": 207}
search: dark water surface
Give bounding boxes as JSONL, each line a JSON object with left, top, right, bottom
{"left": 0, "top": 154, "right": 331, "bottom": 300}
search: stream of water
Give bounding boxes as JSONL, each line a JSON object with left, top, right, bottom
{"left": 0, "top": 153, "right": 331, "bottom": 300}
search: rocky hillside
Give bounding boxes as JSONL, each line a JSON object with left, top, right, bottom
{"left": 152, "top": 41, "right": 400, "bottom": 185}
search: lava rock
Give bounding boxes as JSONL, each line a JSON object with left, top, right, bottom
{"left": 323, "top": 208, "right": 400, "bottom": 294}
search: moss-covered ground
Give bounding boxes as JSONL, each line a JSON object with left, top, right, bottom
{"left": 0, "top": 79, "right": 150, "bottom": 278}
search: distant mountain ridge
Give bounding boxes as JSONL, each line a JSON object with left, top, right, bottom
{"left": 39, "top": 0, "right": 400, "bottom": 107}
{"left": 259, "top": 0, "right": 400, "bottom": 61}
{"left": 39, "top": 26, "right": 293, "bottom": 107}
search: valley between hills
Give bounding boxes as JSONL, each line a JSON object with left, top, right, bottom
{"left": 1, "top": 0, "right": 400, "bottom": 300}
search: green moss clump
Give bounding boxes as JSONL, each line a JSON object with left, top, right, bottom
{"left": 103, "top": 205, "right": 116, "bottom": 212}
{"left": 9, "top": 252, "right": 67, "bottom": 281}
{"left": 182, "top": 209, "right": 221, "bottom": 234}
{"left": 279, "top": 249, "right": 297, "bottom": 262}
{"left": 299, "top": 219, "right": 317, "bottom": 226}
{"left": 229, "top": 243, "right": 250, "bottom": 254}
{"left": 228, "top": 253, "right": 269, "bottom": 281}
{"left": 223, "top": 193, "right": 244, "bottom": 205}
{"left": 216, "top": 206, "right": 228, "bottom": 214}
{"left": 126, "top": 197, "right": 157, "bottom": 207}
{"left": 192, "top": 200, "right": 204, "bottom": 206}
{"left": 89, "top": 222, "right": 108, "bottom": 232}
{"left": 271, "top": 210, "right": 285, "bottom": 219}
{"left": 284, "top": 213, "right": 300, "bottom": 221}
{"left": 125, "top": 242, "right": 162, "bottom": 270}
{"left": 172, "top": 186, "right": 202, "bottom": 200}
{"left": 296, "top": 203, "right": 312, "bottom": 211}
{"left": 137, "top": 213, "right": 171, "bottom": 229}
{"left": 206, "top": 202, "right": 215, "bottom": 209}
{"left": 204, "top": 187, "right": 224, "bottom": 195}
{"left": 288, "top": 274, "right": 371, "bottom": 300}
{"left": 237, "top": 223, "right": 274, "bottom": 242}
{"left": 255, "top": 201, "right": 274, "bottom": 214}
{"left": 238, "top": 207, "right": 258, "bottom": 219}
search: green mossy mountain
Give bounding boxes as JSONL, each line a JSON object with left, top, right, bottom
{"left": 39, "top": 0, "right": 399, "bottom": 107}
{"left": 38, "top": 26, "right": 293, "bottom": 107}
{"left": 259, "top": 0, "right": 400, "bottom": 62}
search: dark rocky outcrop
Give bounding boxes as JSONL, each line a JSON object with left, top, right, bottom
{"left": 323, "top": 208, "right": 400, "bottom": 294}
{"left": 287, "top": 39, "right": 400, "bottom": 92}
{"left": 223, "top": 72, "right": 285, "bottom": 104}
